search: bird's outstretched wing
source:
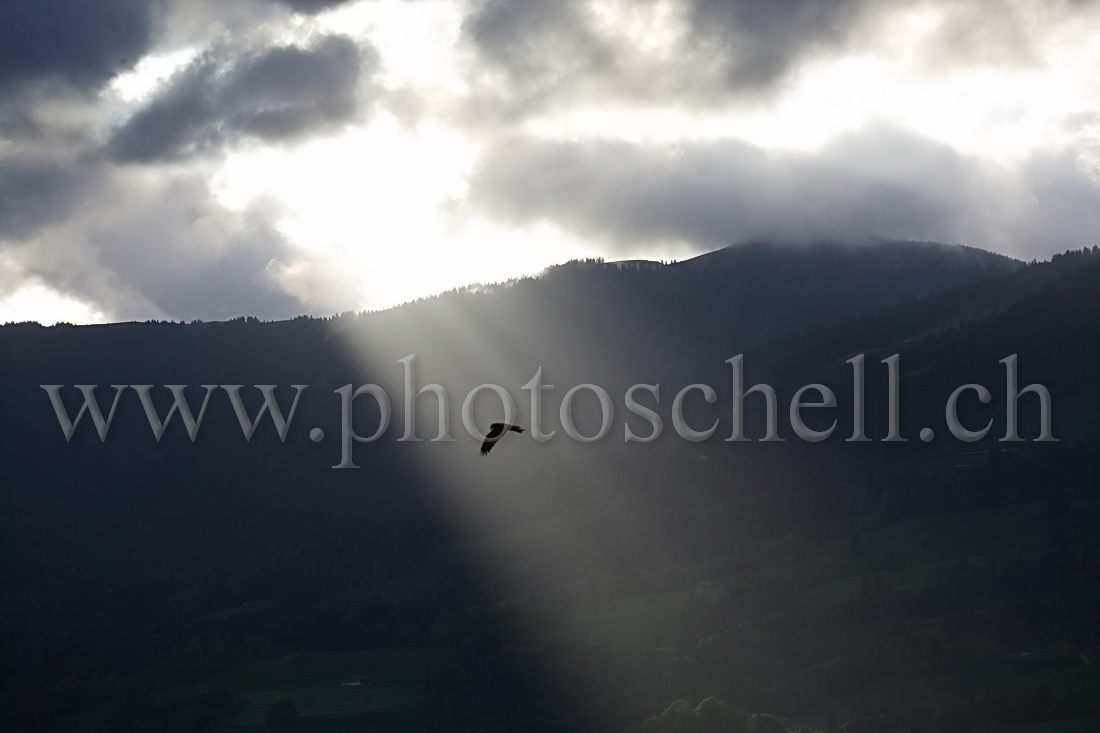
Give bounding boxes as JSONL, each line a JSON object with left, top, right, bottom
{"left": 480, "top": 423, "right": 524, "bottom": 456}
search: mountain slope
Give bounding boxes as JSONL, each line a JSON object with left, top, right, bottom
{"left": 9, "top": 239, "right": 1094, "bottom": 733}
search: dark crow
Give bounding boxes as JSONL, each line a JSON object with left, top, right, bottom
{"left": 480, "top": 423, "right": 524, "bottom": 456}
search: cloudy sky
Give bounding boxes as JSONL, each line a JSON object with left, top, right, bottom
{"left": 1, "top": 0, "right": 1099, "bottom": 324}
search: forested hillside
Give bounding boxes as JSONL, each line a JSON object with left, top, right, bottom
{"left": 2, "top": 241, "right": 1097, "bottom": 733}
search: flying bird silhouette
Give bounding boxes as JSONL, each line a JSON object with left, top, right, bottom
{"left": 480, "top": 423, "right": 524, "bottom": 456}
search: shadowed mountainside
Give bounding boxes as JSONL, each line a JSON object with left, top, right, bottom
{"left": 4, "top": 240, "right": 1100, "bottom": 733}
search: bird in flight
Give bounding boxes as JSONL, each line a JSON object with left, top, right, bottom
{"left": 480, "top": 423, "right": 524, "bottom": 456}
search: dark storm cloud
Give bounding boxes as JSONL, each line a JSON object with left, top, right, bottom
{"left": 1014, "top": 150, "right": 1100, "bottom": 254}
{"left": 0, "top": 3, "right": 373, "bottom": 321}
{"left": 470, "top": 127, "right": 1100, "bottom": 258}
{"left": 110, "top": 34, "right": 372, "bottom": 162}
{"left": 77, "top": 179, "right": 308, "bottom": 321}
{"left": 0, "top": 0, "right": 162, "bottom": 95}
{"left": 686, "top": 0, "right": 866, "bottom": 89}
{"left": 462, "top": 0, "right": 885, "bottom": 106}
{"left": 466, "top": 0, "right": 608, "bottom": 82}
{"left": 16, "top": 168, "right": 308, "bottom": 321}
{"left": 0, "top": 157, "right": 90, "bottom": 241}
{"left": 464, "top": 0, "right": 659, "bottom": 114}
{"left": 460, "top": 0, "right": 1100, "bottom": 114}
{"left": 269, "top": 0, "right": 360, "bottom": 13}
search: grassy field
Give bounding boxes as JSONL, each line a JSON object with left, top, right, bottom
{"left": 795, "top": 499, "right": 1099, "bottom": 608}
{"left": 187, "top": 648, "right": 436, "bottom": 731}
{"left": 1016, "top": 718, "right": 1100, "bottom": 732}
{"left": 790, "top": 660, "right": 1100, "bottom": 731}
{"left": 57, "top": 494, "right": 1099, "bottom": 732}
{"left": 775, "top": 500, "right": 1100, "bottom": 731}
{"left": 59, "top": 648, "right": 440, "bottom": 733}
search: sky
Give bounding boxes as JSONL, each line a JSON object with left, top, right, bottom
{"left": 1, "top": 0, "right": 1099, "bottom": 325}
